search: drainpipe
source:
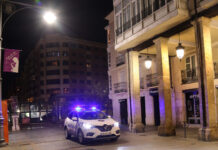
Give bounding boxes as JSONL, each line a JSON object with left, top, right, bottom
{"left": 194, "top": 0, "right": 207, "bottom": 129}
{"left": 127, "top": 50, "right": 133, "bottom": 131}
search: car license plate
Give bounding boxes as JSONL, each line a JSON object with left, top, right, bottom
{"left": 100, "top": 132, "right": 111, "bottom": 135}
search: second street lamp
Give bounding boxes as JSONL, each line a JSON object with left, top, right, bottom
{"left": 0, "top": 0, "right": 57, "bottom": 146}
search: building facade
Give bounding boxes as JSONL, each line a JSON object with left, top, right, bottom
{"left": 19, "top": 34, "right": 108, "bottom": 118}
{"left": 106, "top": 0, "right": 218, "bottom": 140}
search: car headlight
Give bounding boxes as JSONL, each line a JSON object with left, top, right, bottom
{"left": 114, "top": 122, "right": 119, "bottom": 127}
{"left": 83, "top": 123, "right": 92, "bottom": 129}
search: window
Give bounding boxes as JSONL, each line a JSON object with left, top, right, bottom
{"left": 80, "top": 71, "right": 84, "bottom": 75}
{"left": 72, "top": 61, "right": 77, "bottom": 65}
{"left": 63, "top": 42, "right": 69, "bottom": 47}
{"left": 72, "top": 79, "right": 77, "bottom": 83}
{"left": 63, "top": 51, "right": 69, "bottom": 56}
{"left": 46, "top": 88, "right": 60, "bottom": 94}
{"left": 142, "top": 0, "right": 152, "bottom": 18}
{"left": 186, "top": 55, "right": 196, "bottom": 78}
{"left": 79, "top": 44, "right": 84, "bottom": 49}
{"left": 40, "top": 62, "right": 44, "bottom": 67}
{"left": 71, "top": 71, "right": 77, "bottom": 74}
{"left": 40, "top": 53, "right": 44, "bottom": 58}
{"left": 87, "top": 80, "right": 92, "bottom": 85}
{"left": 39, "top": 44, "right": 44, "bottom": 49}
{"left": 46, "top": 51, "right": 60, "bottom": 57}
{"left": 45, "top": 42, "right": 59, "bottom": 48}
{"left": 63, "top": 88, "right": 69, "bottom": 94}
{"left": 40, "top": 80, "right": 44, "bottom": 85}
{"left": 40, "top": 71, "right": 44, "bottom": 76}
{"left": 63, "top": 60, "right": 69, "bottom": 66}
{"left": 86, "top": 72, "right": 92, "bottom": 76}
{"left": 46, "top": 70, "right": 60, "bottom": 75}
{"left": 46, "top": 60, "right": 60, "bottom": 66}
{"left": 109, "top": 75, "right": 112, "bottom": 91}
{"left": 132, "top": 0, "right": 141, "bottom": 25}
{"left": 108, "top": 53, "right": 111, "bottom": 67}
{"left": 40, "top": 90, "right": 44, "bottom": 94}
{"left": 46, "top": 79, "right": 60, "bottom": 85}
{"left": 80, "top": 80, "right": 84, "bottom": 84}
{"left": 63, "top": 70, "right": 69, "bottom": 75}
{"left": 122, "top": 0, "right": 131, "bottom": 31}
{"left": 63, "top": 79, "right": 69, "bottom": 84}
{"left": 71, "top": 43, "right": 77, "bottom": 48}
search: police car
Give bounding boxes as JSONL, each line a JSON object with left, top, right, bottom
{"left": 64, "top": 106, "right": 120, "bottom": 144}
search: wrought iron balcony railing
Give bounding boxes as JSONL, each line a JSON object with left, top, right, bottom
{"left": 181, "top": 68, "right": 198, "bottom": 84}
{"left": 114, "top": 82, "right": 127, "bottom": 93}
{"left": 116, "top": 27, "right": 122, "bottom": 36}
{"left": 132, "top": 13, "right": 141, "bottom": 26}
{"left": 146, "top": 73, "right": 159, "bottom": 87}
{"left": 116, "top": 55, "right": 125, "bottom": 66}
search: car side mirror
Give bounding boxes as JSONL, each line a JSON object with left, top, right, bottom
{"left": 72, "top": 117, "right": 78, "bottom": 121}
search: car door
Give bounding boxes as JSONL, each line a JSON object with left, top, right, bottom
{"left": 66, "top": 112, "right": 74, "bottom": 133}
{"left": 71, "top": 112, "right": 79, "bottom": 135}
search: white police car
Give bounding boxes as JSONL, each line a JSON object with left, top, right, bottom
{"left": 64, "top": 106, "right": 120, "bottom": 144}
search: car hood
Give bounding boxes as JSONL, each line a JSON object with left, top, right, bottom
{"left": 79, "top": 118, "right": 116, "bottom": 126}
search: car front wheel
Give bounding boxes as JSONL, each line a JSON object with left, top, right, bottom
{"left": 77, "top": 130, "right": 85, "bottom": 144}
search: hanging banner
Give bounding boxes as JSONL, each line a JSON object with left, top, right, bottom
{"left": 3, "top": 49, "right": 20, "bottom": 73}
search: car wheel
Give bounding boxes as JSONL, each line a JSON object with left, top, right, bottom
{"left": 65, "top": 127, "right": 71, "bottom": 139}
{"left": 77, "top": 130, "right": 85, "bottom": 144}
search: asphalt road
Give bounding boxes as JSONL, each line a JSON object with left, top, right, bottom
{"left": 1, "top": 125, "right": 218, "bottom": 150}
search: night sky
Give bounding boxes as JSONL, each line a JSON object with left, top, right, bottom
{"left": 2, "top": 0, "right": 113, "bottom": 99}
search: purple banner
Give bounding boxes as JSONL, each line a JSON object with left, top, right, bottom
{"left": 3, "top": 49, "right": 20, "bottom": 73}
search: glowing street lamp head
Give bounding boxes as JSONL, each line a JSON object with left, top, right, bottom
{"left": 43, "top": 11, "right": 57, "bottom": 24}
{"left": 176, "top": 43, "right": 185, "bottom": 60}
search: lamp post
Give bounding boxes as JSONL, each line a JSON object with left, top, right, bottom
{"left": 0, "top": 0, "right": 57, "bottom": 145}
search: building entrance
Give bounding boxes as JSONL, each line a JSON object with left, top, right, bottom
{"left": 149, "top": 88, "right": 160, "bottom": 126}
{"left": 140, "top": 97, "right": 146, "bottom": 125}
{"left": 119, "top": 99, "right": 128, "bottom": 125}
{"left": 185, "top": 90, "right": 200, "bottom": 124}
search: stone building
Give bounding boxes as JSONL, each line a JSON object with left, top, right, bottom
{"left": 19, "top": 34, "right": 108, "bottom": 119}
{"left": 105, "top": 0, "right": 218, "bottom": 140}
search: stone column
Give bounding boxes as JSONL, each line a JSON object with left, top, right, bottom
{"left": 193, "top": 17, "right": 218, "bottom": 141}
{"left": 154, "top": 37, "right": 176, "bottom": 136}
{"left": 127, "top": 51, "right": 144, "bottom": 132}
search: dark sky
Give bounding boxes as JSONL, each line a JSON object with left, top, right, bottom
{"left": 2, "top": 0, "right": 113, "bottom": 98}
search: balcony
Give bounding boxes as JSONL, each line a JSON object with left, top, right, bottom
{"left": 116, "top": 55, "right": 125, "bottom": 66}
{"left": 214, "top": 62, "right": 218, "bottom": 79}
{"left": 114, "top": 82, "right": 127, "bottom": 93}
{"left": 146, "top": 73, "right": 159, "bottom": 87}
{"left": 115, "top": 0, "right": 189, "bottom": 51}
{"left": 181, "top": 68, "right": 198, "bottom": 84}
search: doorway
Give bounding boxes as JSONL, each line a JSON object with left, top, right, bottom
{"left": 119, "top": 99, "right": 128, "bottom": 125}
{"left": 140, "top": 97, "right": 146, "bottom": 125}
{"left": 149, "top": 88, "right": 160, "bottom": 126}
{"left": 185, "top": 90, "right": 200, "bottom": 124}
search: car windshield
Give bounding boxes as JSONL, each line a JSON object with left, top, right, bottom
{"left": 78, "top": 111, "right": 107, "bottom": 120}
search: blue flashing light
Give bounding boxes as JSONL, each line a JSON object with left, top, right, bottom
{"left": 75, "top": 106, "right": 82, "bottom": 112}
{"left": 91, "top": 106, "right": 97, "bottom": 111}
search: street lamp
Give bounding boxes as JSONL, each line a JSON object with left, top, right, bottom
{"left": 144, "top": 56, "right": 152, "bottom": 69}
{"left": 176, "top": 43, "right": 185, "bottom": 59}
{"left": 0, "top": 1, "right": 57, "bottom": 146}
{"left": 43, "top": 11, "right": 57, "bottom": 24}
